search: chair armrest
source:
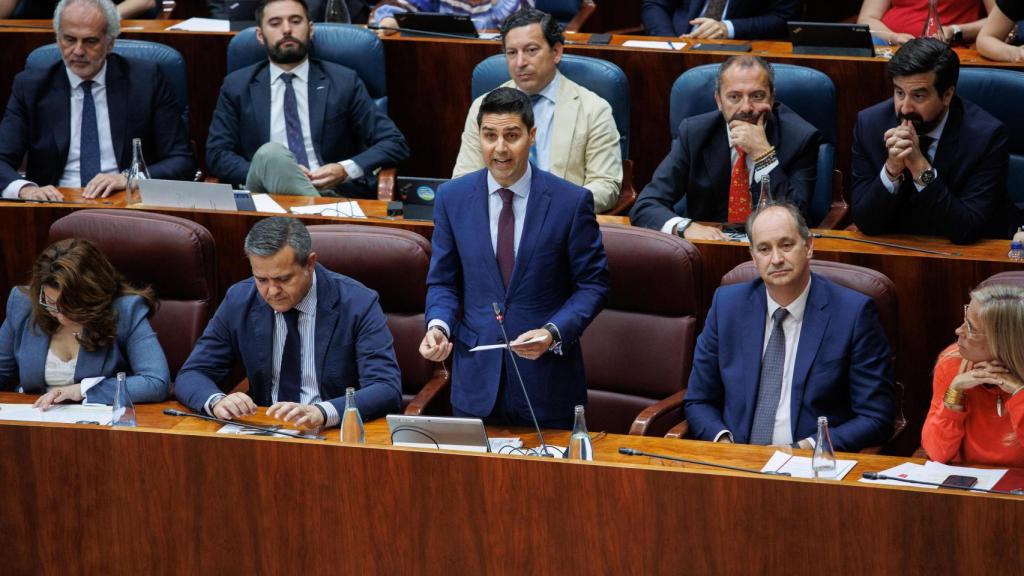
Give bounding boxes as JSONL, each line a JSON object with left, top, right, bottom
{"left": 607, "top": 158, "right": 637, "bottom": 215}
{"left": 404, "top": 366, "right": 450, "bottom": 415}
{"left": 817, "top": 169, "right": 849, "bottom": 230}
{"left": 564, "top": 1, "right": 597, "bottom": 33}
{"left": 664, "top": 420, "right": 689, "bottom": 439}
{"left": 628, "top": 389, "right": 685, "bottom": 436}
{"left": 377, "top": 167, "right": 397, "bottom": 201}
{"left": 157, "top": 1, "right": 176, "bottom": 20}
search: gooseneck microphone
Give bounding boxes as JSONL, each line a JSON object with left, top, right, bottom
{"left": 812, "top": 233, "right": 961, "bottom": 257}
{"left": 860, "top": 472, "right": 1024, "bottom": 495}
{"left": 619, "top": 447, "right": 792, "bottom": 476}
{"left": 366, "top": 23, "right": 495, "bottom": 41}
{"left": 492, "top": 302, "right": 553, "bottom": 457}
{"left": 163, "top": 408, "right": 326, "bottom": 441}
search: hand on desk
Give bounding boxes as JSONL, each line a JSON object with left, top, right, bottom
{"left": 212, "top": 392, "right": 258, "bottom": 420}
{"left": 19, "top": 184, "right": 64, "bottom": 202}
{"left": 266, "top": 401, "right": 324, "bottom": 430}
{"left": 83, "top": 173, "right": 127, "bottom": 198}
{"left": 33, "top": 385, "right": 83, "bottom": 411}
{"left": 419, "top": 327, "right": 452, "bottom": 362}
{"left": 376, "top": 17, "right": 399, "bottom": 37}
{"left": 682, "top": 222, "right": 727, "bottom": 241}
{"left": 685, "top": 18, "right": 728, "bottom": 40}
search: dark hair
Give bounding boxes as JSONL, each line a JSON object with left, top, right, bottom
{"left": 244, "top": 216, "right": 312, "bottom": 264}
{"left": 255, "top": 0, "right": 309, "bottom": 24}
{"left": 476, "top": 86, "right": 535, "bottom": 130}
{"left": 745, "top": 201, "right": 810, "bottom": 245}
{"left": 887, "top": 37, "right": 960, "bottom": 94}
{"left": 716, "top": 55, "right": 775, "bottom": 95}
{"left": 28, "top": 238, "right": 157, "bottom": 352}
{"left": 499, "top": 8, "right": 563, "bottom": 48}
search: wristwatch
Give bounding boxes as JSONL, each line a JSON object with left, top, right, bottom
{"left": 675, "top": 218, "right": 693, "bottom": 237}
{"left": 916, "top": 167, "right": 936, "bottom": 187}
{"left": 951, "top": 25, "right": 963, "bottom": 44}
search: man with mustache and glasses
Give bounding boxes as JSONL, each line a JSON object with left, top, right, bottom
{"left": 206, "top": 0, "right": 409, "bottom": 197}
{"left": 851, "top": 38, "right": 1018, "bottom": 244}
{"left": 630, "top": 56, "right": 820, "bottom": 241}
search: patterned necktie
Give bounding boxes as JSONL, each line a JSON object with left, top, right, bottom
{"left": 280, "top": 73, "right": 310, "bottom": 168}
{"left": 496, "top": 188, "right": 515, "bottom": 288}
{"left": 703, "top": 0, "right": 727, "bottom": 21}
{"left": 79, "top": 80, "right": 101, "bottom": 187}
{"left": 750, "top": 307, "right": 789, "bottom": 445}
{"left": 278, "top": 308, "right": 302, "bottom": 403}
{"left": 918, "top": 135, "right": 935, "bottom": 164}
{"left": 528, "top": 94, "right": 543, "bottom": 166}
{"left": 727, "top": 148, "right": 751, "bottom": 224}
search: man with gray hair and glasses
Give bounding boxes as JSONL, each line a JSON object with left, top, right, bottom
{"left": 175, "top": 217, "right": 402, "bottom": 429}
{"left": 0, "top": 0, "right": 194, "bottom": 201}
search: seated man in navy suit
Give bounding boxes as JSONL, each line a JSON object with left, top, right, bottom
{"left": 851, "top": 37, "right": 1017, "bottom": 244}
{"left": 684, "top": 203, "right": 895, "bottom": 452}
{"left": 419, "top": 87, "right": 608, "bottom": 430}
{"left": 641, "top": 0, "right": 800, "bottom": 40}
{"left": 175, "top": 217, "right": 402, "bottom": 429}
{"left": 0, "top": 0, "right": 194, "bottom": 201}
{"left": 630, "top": 55, "right": 820, "bottom": 241}
{"left": 206, "top": 0, "right": 409, "bottom": 197}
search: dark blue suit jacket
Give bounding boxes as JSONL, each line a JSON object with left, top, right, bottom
{"left": 851, "top": 96, "right": 1017, "bottom": 244}
{"left": 641, "top": 0, "right": 800, "bottom": 39}
{"left": 630, "top": 103, "right": 820, "bottom": 229}
{"left": 683, "top": 273, "right": 895, "bottom": 452}
{"left": 0, "top": 54, "right": 195, "bottom": 192}
{"left": 174, "top": 264, "right": 402, "bottom": 421}
{"left": 205, "top": 58, "right": 409, "bottom": 198}
{"left": 426, "top": 167, "right": 609, "bottom": 420}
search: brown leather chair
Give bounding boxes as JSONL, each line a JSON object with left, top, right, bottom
{"left": 47, "top": 210, "right": 216, "bottom": 382}
{"left": 582, "top": 223, "right": 702, "bottom": 436}
{"left": 306, "top": 224, "right": 447, "bottom": 413}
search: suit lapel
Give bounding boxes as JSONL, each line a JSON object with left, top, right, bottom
{"left": 20, "top": 325, "right": 51, "bottom": 393}
{"left": 248, "top": 294, "right": 275, "bottom": 405}
{"left": 251, "top": 65, "right": 272, "bottom": 145}
{"left": 790, "top": 277, "right": 828, "bottom": 432}
{"left": 548, "top": 78, "right": 578, "bottom": 178}
{"left": 704, "top": 123, "right": 731, "bottom": 211}
{"left": 741, "top": 286, "right": 768, "bottom": 438}
{"left": 312, "top": 265, "right": 337, "bottom": 387}
{"left": 74, "top": 344, "right": 109, "bottom": 383}
{"left": 308, "top": 61, "right": 328, "bottom": 164}
{"left": 105, "top": 57, "right": 128, "bottom": 169}
{"left": 932, "top": 98, "right": 963, "bottom": 175}
{"left": 508, "top": 167, "right": 552, "bottom": 294}
{"left": 48, "top": 71, "right": 72, "bottom": 170}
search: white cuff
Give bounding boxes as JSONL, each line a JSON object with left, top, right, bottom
{"left": 2, "top": 179, "right": 33, "bottom": 199}
{"left": 340, "top": 160, "right": 363, "bottom": 182}
{"left": 724, "top": 21, "right": 735, "bottom": 39}
{"left": 752, "top": 159, "right": 779, "bottom": 183}
{"left": 879, "top": 166, "right": 898, "bottom": 194}
{"left": 714, "top": 429, "right": 733, "bottom": 443}
{"left": 661, "top": 216, "right": 685, "bottom": 235}
{"left": 79, "top": 376, "right": 104, "bottom": 404}
{"left": 427, "top": 319, "right": 451, "bottom": 338}
{"left": 319, "top": 400, "right": 340, "bottom": 428}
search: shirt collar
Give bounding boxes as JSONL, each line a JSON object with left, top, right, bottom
{"left": 66, "top": 60, "right": 108, "bottom": 90}
{"left": 280, "top": 267, "right": 318, "bottom": 317}
{"left": 924, "top": 107, "right": 950, "bottom": 143}
{"left": 766, "top": 274, "right": 812, "bottom": 324}
{"left": 533, "top": 70, "right": 561, "bottom": 104}
{"left": 269, "top": 59, "right": 310, "bottom": 85}
{"left": 487, "top": 163, "right": 532, "bottom": 199}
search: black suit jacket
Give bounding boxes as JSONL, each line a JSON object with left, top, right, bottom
{"left": 851, "top": 96, "right": 1016, "bottom": 244}
{"left": 205, "top": 58, "right": 409, "bottom": 197}
{"left": 206, "top": 0, "right": 370, "bottom": 23}
{"left": 630, "top": 103, "right": 820, "bottom": 230}
{"left": 640, "top": 0, "right": 800, "bottom": 39}
{"left": 0, "top": 53, "right": 195, "bottom": 192}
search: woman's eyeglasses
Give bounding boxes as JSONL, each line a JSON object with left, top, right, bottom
{"left": 38, "top": 292, "right": 61, "bottom": 315}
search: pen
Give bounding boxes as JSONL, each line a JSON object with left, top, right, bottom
{"left": 667, "top": 41, "right": 675, "bottom": 50}
{"left": 122, "top": 26, "right": 145, "bottom": 31}
{"left": 694, "top": 43, "right": 703, "bottom": 49}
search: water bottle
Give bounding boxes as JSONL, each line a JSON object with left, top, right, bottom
{"left": 566, "top": 405, "right": 592, "bottom": 460}
{"left": 756, "top": 173, "right": 773, "bottom": 211}
{"left": 921, "top": 0, "right": 945, "bottom": 41}
{"left": 1009, "top": 227, "right": 1024, "bottom": 261}
{"left": 125, "top": 138, "right": 149, "bottom": 204}
{"left": 111, "top": 371, "right": 136, "bottom": 427}
{"left": 323, "top": 0, "right": 351, "bottom": 23}
{"left": 811, "top": 416, "right": 836, "bottom": 479}
{"left": 340, "top": 387, "right": 365, "bottom": 444}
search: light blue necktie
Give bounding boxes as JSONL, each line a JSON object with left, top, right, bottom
{"left": 79, "top": 80, "right": 101, "bottom": 186}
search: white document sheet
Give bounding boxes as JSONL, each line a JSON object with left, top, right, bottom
{"left": 251, "top": 193, "right": 288, "bottom": 213}
{"left": 761, "top": 450, "right": 857, "bottom": 480}
{"left": 469, "top": 335, "right": 547, "bottom": 352}
{"left": 290, "top": 201, "right": 366, "bottom": 218}
{"left": 0, "top": 403, "right": 113, "bottom": 425}
{"left": 622, "top": 40, "right": 687, "bottom": 51}
{"left": 167, "top": 18, "right": 231, "bottom": 32}
{"left": 858, "top": 461, "right": 1007, "bottom": 491}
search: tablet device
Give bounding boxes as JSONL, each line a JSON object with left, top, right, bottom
{"left": 386, "top": 415, "right": 491, "bottom": 453}
{"left": 394, "top": 12, "right": 478, "bottom": 38}
{"left": 788, "top": 21, "right": 875, "bottom": 58}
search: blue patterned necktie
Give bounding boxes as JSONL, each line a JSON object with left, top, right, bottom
{"left": 278, "top": 308, "right": 302, "bottom": 403}
{"left": 750, "top": 307, "right": 789, "bottom": 445}
{"left": 280, "top": 72, "right": 310, "bottom": 168}
{"left": 79, "top": 80, "right": 101, "bottom": 186}
{"left": 528, "top": 93, "right": 543, "bottom": 166}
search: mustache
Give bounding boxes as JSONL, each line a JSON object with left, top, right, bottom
{"left": 730, "top": 110, "right": 761, "bottom": 123}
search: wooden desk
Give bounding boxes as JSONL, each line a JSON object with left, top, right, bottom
{"left": 1, "top": 393, "right": 1021, "bottom": 574}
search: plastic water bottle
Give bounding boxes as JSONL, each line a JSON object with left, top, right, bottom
{"left": 125, "top": 138, "right": 149, "bottom": 204}
{"left": 811, "top": 416, "right": 836, "bottom": 479}
{"left": 566, "top": 405, "right": 592, "bottom": 460}
{"left": 323, "top": 0, "right": 351, "bottom": 23}
{"left": 1009, "top": 227, "right": 1024, "bottom": 260}
{"left": 756, "top": 173, "right": 773, "bottom": 211}
{"left": 340, "top": 387, "right": 365, "bottom": 444}
{"left": 111, "top": 371, "right": 136, "bottom": 427}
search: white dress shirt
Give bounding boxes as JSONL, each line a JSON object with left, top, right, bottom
{"left": 528, "top": 73, "right": 560, "bottom": 172}
{"left": 268, "top": 60, "right": 362, "bottom": 180}
{"left": 700, "top": 0, "right": 737, "bottom": 38}
{"left": 2, "top": 63, "right": 119, "bottom": 199}
{"left": 879, "top": 109, "right": 948, "bottom": 194}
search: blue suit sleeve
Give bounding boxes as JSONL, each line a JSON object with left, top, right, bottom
{"left": 727, "top": 0, "right": 799, "bottom": 39}
{"left": 630, "top": 122, "right": 692, "bottom": 231}
{"left": 642, "top": 0, "right": 683, "bottom": 36}
{"left": 143, "top": 66, "right": 195, "bottom": 182}
{"left": 424, "top": 184, "right": 462, "bottom": 331}
{"left": 548, "top": 191, "right": 609, "bottom": 344}
{"left": 0, "top": 288, "right": 26, "bottom": 390}
{"left": 0, "top": 72, "right": 33, "bottom": 192}
{"left": 174, "top": 302, "right": 239, "bottom": 413}
{"left": 205, "top": 79, "right": 252, "bottom": 185}
{"left": 683, "top": 290, "right": 730, "bottom": 440}
{"left": 84, "top": 298, "right": 170, "bottom": 404}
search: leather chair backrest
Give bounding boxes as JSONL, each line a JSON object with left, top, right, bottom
{"left": 581, "top": 224, "right": 702, "bottom": 435}
{"left": 471, "top": 53, "right": 630, "bottom": 159}
{"left": 669, "top": 63, "right": 836, "bottom": 225}
{"left": 956, "top": 68, "right": 1024, "bottom": 210}
{"left": 307, "top": 224, "right": 432, "bottom": 407}
{"left": 26, "top": 40, "right": 190, "bottom": 126}
{"left": 977, "top": 271, "right": 1024, "bottom": 290}
{"left": 47, "top": 210, "right": 216, "bottom": 380}
{"left": 536, "top": 0, "right": 581, "bottom": 22}
{"left": 721, "top": 260, "right": 898, "bottom": 348}
{"left": 227, "top": 23, "right": 388, "bottom": 112}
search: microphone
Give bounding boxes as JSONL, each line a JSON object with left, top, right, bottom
{"left": 366, "top": 23, "right": 496, "bottom": 42}
{"left": 618, "top": 447, "right": 792, "bottom": 476}
{"left": 491, "top": 302, "right": 554, "bottom": 457}
{"left": 163, "top": 408, "right": 326, "bottom": 441}
{"left": 860, "top": 471, "right": 1024, "bottom": 495}
{"left": 812, "top": 233, "right": 961, "bottom": 257}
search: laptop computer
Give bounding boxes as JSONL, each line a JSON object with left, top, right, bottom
{"left": 788, "top": 22, "right": 875, "bottom": 58}
{"left": 395, "top": 176, "right": 446, "bottom": 221}
{"left": 386, "top": 414, "right": 491, "bottom": 453}
{"left": 139, "top": 179, "right": 256, "bottom": 212}
{"left": 394, "top": 12, "right": 478, "bottom": 39}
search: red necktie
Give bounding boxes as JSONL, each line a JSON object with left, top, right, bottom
{"left": 727, "top": 148, "right": 751, "bottom": 224}
{"left": 497, "top": 188, "right": 515, "bottom": 288}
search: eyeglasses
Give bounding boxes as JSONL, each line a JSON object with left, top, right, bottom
{"left": 963, "top": 304, "right": 985, "bottom": 338}
{"left": 38, "top": 291, "right": 61, "bottom": 315}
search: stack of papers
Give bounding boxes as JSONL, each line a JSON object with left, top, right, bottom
{"left": 167, "top": 18, "right": 230, "bottom": 32}
{"left": 290, "top": 201, "right": 366, "bottom": 218}
{"left": 622, "top": 40, "right": 687, "bottom": 51}
{"left": 0, "top": 403, "right": 113, "bottom": 425}
{"left": 251, "top": 193, "right": 287, "bottom": 213}
{"left": 859, "top": 460, "right": 1007, "bottom": 491}
{"left": 761, "top": 450, "right": 857, "bottom": 480}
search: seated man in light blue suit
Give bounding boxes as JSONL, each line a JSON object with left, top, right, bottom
{"left": 0, "top": 238, "right": 169, "bottom": 408}
{"left": 683, "top": 203, "right": 895, "bottom": 452}
{"left": 175, "top": 217, "right": 401, "bottom": 429}
{"left": 419, "top": 87, "right": 609, "bottom": 430}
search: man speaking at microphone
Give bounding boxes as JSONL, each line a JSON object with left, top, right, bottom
{"left": 419, "top": 87, "right": 608, "bottom": 430}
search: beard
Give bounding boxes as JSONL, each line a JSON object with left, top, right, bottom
{"left": 266, "top": 36, "right": 310, "bottom": 64}
{"left": 898, "top": 110, "right": 943, "bottom": 135}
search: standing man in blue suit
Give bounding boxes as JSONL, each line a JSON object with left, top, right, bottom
{"left": 205, "top": 0, "right": 409, "bottom": 198}
{"left": 175, "top": 217, "right": 402, "bottom": 429}
{"left": 684, "top": 203, "right": 895, "bottom": 452}
{"left": 419, "top": 88, "right": 608, "bottom": 430}
{"left": 641, "top": 0, "right": 800, "bottom": 40}
{"left": 0, "top": 0, "right": 194, "bottom": 201}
